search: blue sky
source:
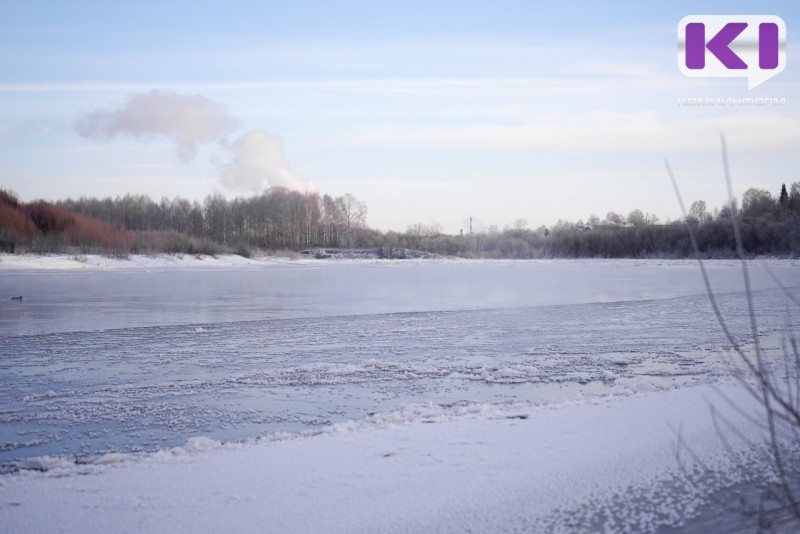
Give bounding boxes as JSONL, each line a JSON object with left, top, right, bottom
{"left": 1, "top": 1, "right": 799, "bottom": 232}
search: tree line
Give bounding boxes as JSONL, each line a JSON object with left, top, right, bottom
{"left": 1, "top": 182, "right": 798, "bottom": 258}
{"left": 56, "top": 189, "right": 370, "bottom": 252}
{"left": 0, "top": 188, "right": 369, "bottom": 256}
{"left": 401, "top": 183, "right": 800, "bottom": 259}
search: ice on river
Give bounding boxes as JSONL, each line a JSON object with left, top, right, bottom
{"left": 0, "top": 256, "right": 799, "bottom": 532}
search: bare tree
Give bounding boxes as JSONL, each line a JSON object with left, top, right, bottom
{"left": 789, "top": 182, "right": 800, "bottom": 214}
{"left": 687, "top": 200, "right": 708, "bottom": 224}
{"left": 512, "top": 218, "right": 528, "bottom": 231}
{"left": 627, "top": 209, "right": 646, "bottom": 228}
{"left": 606, "top": 211, "right": 625, "bottom": 225}
{"left": 741, "top": 187, "right": 775, "bottom": 218}
{"left": 336, "top": 193, "right": 367, "bottom": 234}
{"left": 667, "top": 135, "right": 800, "bottom": 527}
{"left": 320, "top": 194, "right": 342, "bottom": 247}
{"left": 405, "top": 223, "right": 440, "bottom": 250}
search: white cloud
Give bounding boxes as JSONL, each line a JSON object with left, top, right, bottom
{"left": 74, "top": 89, "right": 240, "bottom": 161}
{"left": 218, "top": 129, "right": 314, "bottom": 194}
{"left": 72, "top": 90, "right": 317, "bottom": 194}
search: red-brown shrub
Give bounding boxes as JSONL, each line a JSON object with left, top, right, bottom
{"left": 24, "top": 201, "right": 130, "bottom": 249}
{"left": 0, "top": 189, "right": 22, "bottom": 209}
{"left": 0, "top": 204, "right": 38, "bottom": 238}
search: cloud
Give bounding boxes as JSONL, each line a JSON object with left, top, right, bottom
{"left": 73, "top": 89, "right": 316, "bottom": 193}
{"left": 74, "top": 89, "right": 240, "bottom": 161}
{"left": 218, "top": 129, "right": 314, "bottom": 193}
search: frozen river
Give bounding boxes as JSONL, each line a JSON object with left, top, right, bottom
{"left": 1, "top": 258, "right": 799, "bottom": 470}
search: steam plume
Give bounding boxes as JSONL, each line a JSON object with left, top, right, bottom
{"left": 75, "top": 90, "right": 240, "bottom": 161}
{"left": 75, "top": 90, "right": 314, "bottom": 193}
{"left": 218, "top": 129, "right": 314, "bottom": 193}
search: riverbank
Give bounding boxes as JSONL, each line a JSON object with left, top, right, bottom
{"left": 0, "top": 252, "right": 303, "bottom": 271}
{"left": 0, "top": 379, "right": 789, "bottom": 533}
{"left": 2, "top": 252, "right": 799, "bottom": 273}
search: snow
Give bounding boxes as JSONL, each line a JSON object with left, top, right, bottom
{"left": 2, "top": 252, "right": 798, "bottom": 273}
{"left": 0, "top": 380, "right": 781, "bottom": 533}
{"left": 1, "top": 257, "right": 799, "bottom": 532}
{"left": 0, "top": 253, "right": 313, "bottom": 271}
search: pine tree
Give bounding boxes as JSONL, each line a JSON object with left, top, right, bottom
{"left": 779, "top": 183, "right": 789, "bottom": 205}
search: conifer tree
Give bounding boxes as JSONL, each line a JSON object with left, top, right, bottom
{"left": 779, "top": 183, "right": 789, "bottom": 205}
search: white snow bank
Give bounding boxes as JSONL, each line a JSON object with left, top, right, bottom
{"left": 2, "top": 253, "right": 798, "bottom": 272}
{"left": 0, "top": 253, "right": 318, "bottom": 271}
{"left": 0, "top": 381, "right": 778, "bottom": 533}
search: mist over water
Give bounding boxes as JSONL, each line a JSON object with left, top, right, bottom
{"left": 1, "top": 260, "right": 798, "bottom": 468}
{"left": 2, "top": 260, "right": 795, "bottom": 336}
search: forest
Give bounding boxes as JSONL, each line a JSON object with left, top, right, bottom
{"left": 1, "top": 182, "right": 799, "bottom": 259}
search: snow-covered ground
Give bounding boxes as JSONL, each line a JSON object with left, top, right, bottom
{"left": 0, "top": 252, "right": 308, "bottom": 271}
{"left": 2, "top": 252, "right": 798, "bottom": 272}
{"left": 1, "top": 256, "right": 799, "bottom": 532}
{"left": 0, "top": 380, "right": 787, "bottom": 533}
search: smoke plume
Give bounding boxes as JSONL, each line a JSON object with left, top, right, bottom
{"left": 76, "top": 90, "right": 314, "bottom": 193}
{"left": 218, "top": 129, "right": 314, "bottom": 194}
{"left": 74, "top": 90, "right": 240, "bottom": 161}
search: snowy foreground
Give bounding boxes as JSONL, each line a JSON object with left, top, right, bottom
{"left": 0, "top": 380, "right": 782, "bottom": 533}
{"left": 1, "top": 255, "right": 799, "bottom": 532}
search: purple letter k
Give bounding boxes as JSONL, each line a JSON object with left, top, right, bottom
{"left": 686, "top": 22, "right": 748, "bottom": 70}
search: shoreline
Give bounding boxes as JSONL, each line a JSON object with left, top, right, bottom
{"left": 0, "top": 379, "right": 784, "bottom": 533}
{"left": 2, "top": 252, "right": 799, "bottom": 272}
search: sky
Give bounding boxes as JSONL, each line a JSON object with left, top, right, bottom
{"left": 1, "top": 1, "right": 799, "bottom": 233}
